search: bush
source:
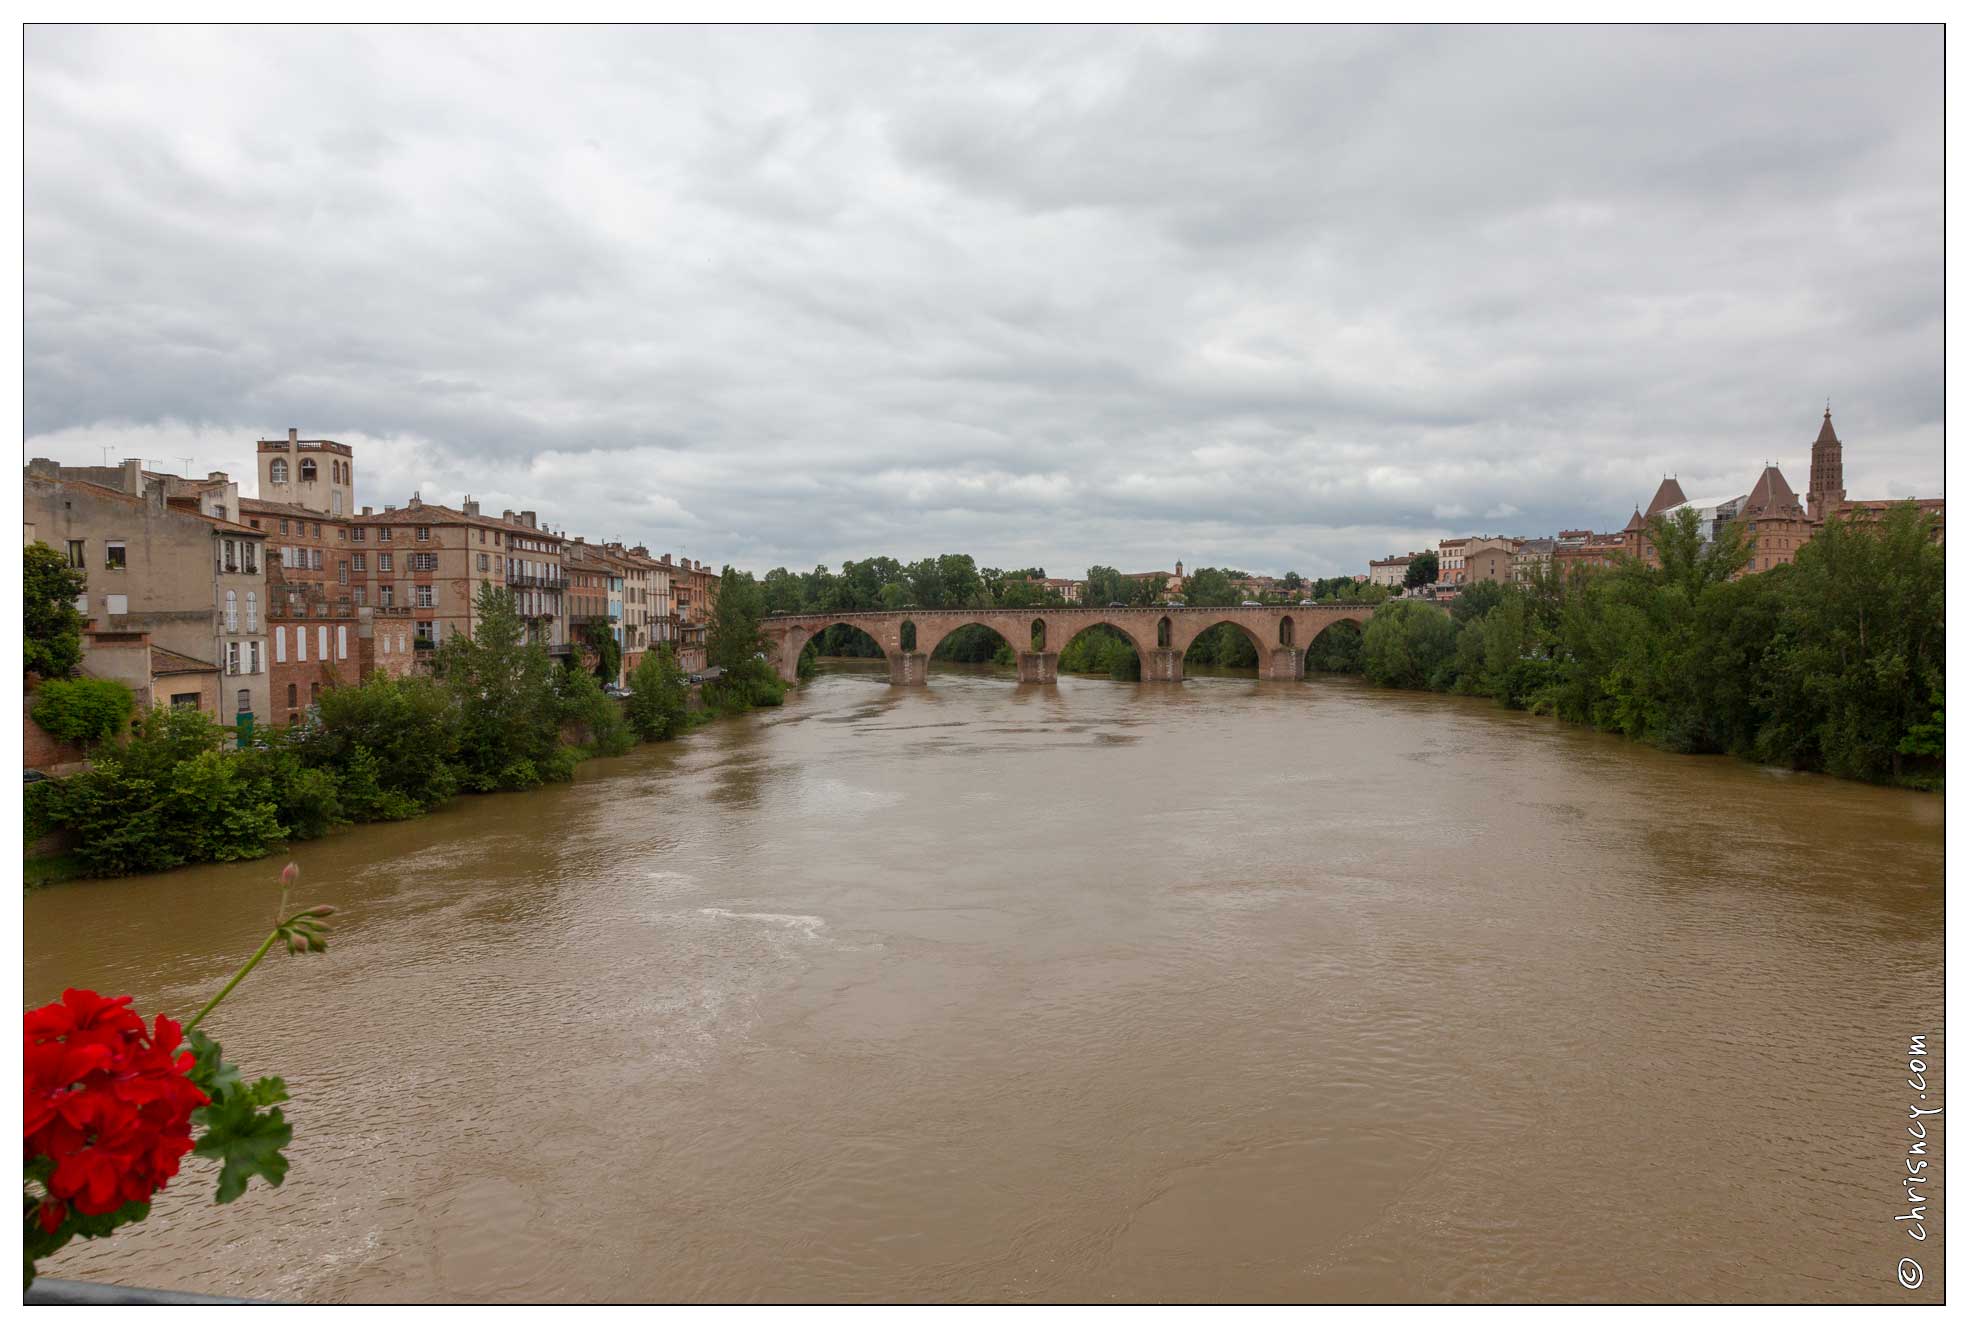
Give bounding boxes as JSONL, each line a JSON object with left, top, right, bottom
{"left": 1361, "top": 600, "right": 1459, "bottom": 689}
{"left": 232, "top": 741, "right": 343, "bottom": 842}
{"left": 30, "top": 678, "right": 135, "bottom": 746}
{"left": 557, "top": 665, "right": 634, "bottom": 757}
{"left": 298, "top": 673, "right": 458, "bottom": 811}
{"left": 41, "top": 747, "right": 284, "bottom": 877}
{"left": 627, "top": 647, "right": 690, "bottom": 740}
{"left": 541, "top": 746, "right": 583, "bottom": 783}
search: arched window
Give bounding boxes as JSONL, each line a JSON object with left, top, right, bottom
{"left": 269, "top": 458, "right": 288, "bottom": 484}
{"left": 1157, "top": 616, "right": 1172, "bottom": 649}
{"left": 246, "top": 591, "right": 258, "bottom": 632}
{"left": 225, "top": 589, "right": 238, "bottom": 632}
{"left": 300, "top": 459, "right": 317, "bottom": 482}
{"left": 1279, "top": 616, "right": 1294, "bottom": 647}
{"left": 1031, "top": 618, "right": 1046, "bottom": 651}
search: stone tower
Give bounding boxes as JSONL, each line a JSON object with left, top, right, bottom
{"left": 257, "top": 428, "right": 355, "bottom": 517}
{"left": 1807, "top": 406, "right": 1844, "bottom": 522}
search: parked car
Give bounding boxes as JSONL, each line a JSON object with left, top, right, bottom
{"left": 24, "top": 769, "right": 47, "bottom": 784}
{"left": 1107, "top": 601, "right": 1126, "bottom": 608}
{"left": 1298, "top": 599, "right": 1315, "bottom": 605}
{"left": 1240, "top": 600, "right": 1262, "bottom": 606}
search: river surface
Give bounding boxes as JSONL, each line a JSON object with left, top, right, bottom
{"left": 25, "top": 664, "right": 1946, "bottom": 1303}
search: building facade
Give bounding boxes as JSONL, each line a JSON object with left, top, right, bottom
{"left": 24, "top": 461, "right": 272, "bottom": 725}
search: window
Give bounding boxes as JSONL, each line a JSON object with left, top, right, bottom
{"left": 275, "top": 627, "right": 286, "bottom": 663}
{"left": 64, "top": 539, "right": 84, "bottom": 568}
{"left": 398, "top": 633, "right": 406, "bottom": 655}
{"left": 237, "top": 689, "right": 251, "bottom": 715}
{"left": 228, "top": 641, "right": 242, "bottom": 674}
{"left": 225, "top": 590, "right": 239, "bottom": 632}
{"left": 478, "top": 553, "right": 489, "bottom": 572}
{"left": 301, "top": 459, "right": 317, "bottom": 482}
{"left": 353, "top": 553, "right": 366, "bottom": 572}
{"left": 479, "top": 529, "right": 486, "bottom": 544}
{"left": 416, "top": 585, "right": 434, "bottom": 608}
{"left": 415, "top": 525, "right": 430, "bottom": 541}
{"left": 172, "top": 693, "right": 200, "bottom": 710}
{"left": 332, "top": 493, "right": 343, "bottom": 516}
{"left": 105, "top": 541, "right": 126, "bottom": 570}
{"left": 380, "top": 585, "right": 393, "bottom": 608}
{"left": 312, "top": 523, "right": 321, "bottom": 538}
{"left": 416, "top": 621, "right": 435, "bottom": 644}
{"left": 353, "top": 586, "right": 366, "bottom": 606}
{"left": 270, "top": 458, "right": 289, "bottom": 484}
{"left": 310, "top": 548, "right": 323, "bottom": 571}
{"left": 414, "top": 552, "right": 439, "bottom": 571}
{"left": 243, "top": 543, "right": 257, "bottom": 574}
{"left": 338, "top": 561, "right": 349, "bottom": 585}
{"left": 379, "top": 553, "right": 393, "bottom": 573}
{"left": 246, "top": 591, "right": 258, "bottom": 632}
{"left": 354, "top": 526, "right": 366, "bottom": 542}
{"left": 311, "top": 683, "right": 321, "bottom": 704}
{"left": 337, "top": 626, "right": 347, "bottom": 659}
{"left": 494, "top": 531, "right": 501, "bottom": 546}
{"left": 379, "top": 527, "right": 392, "bottom": 542}
{"left": 248, "top": 641, "right": 262, "bottom": 674}
{"left": 381, "top": 633, "right": 391, "bottom": 655}
{"left": 105, "top": 593, "right": 127, "bottom": 616}
{"left": 287, "top": 683, "right": 298, "bottom": 706}
{"left": 318, "top": 626, "right": 329, "bottom": 661}
{"left": 296, "top": 627, "right": 307, "bottom": 662}
{"left": 337, "top": 526, "right": 347, "bottom": 541}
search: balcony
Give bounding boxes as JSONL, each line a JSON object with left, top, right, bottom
{"left": 506, "top": 572, "right": 569, "bottom": 590}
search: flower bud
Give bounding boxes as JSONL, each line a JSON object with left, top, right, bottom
{"left": 280, "top": 862, "right": 300, "bottom": 887}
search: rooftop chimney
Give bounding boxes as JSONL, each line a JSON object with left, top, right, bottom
{"left": 521, "top": 510, "right": 537, "bottom": 529}
{"left": 120, "top": 458, "right": 144, "bottom": 495}
{"left": 362, "top": 506, "right": 373, "bottom": 516}
{"left": 288, "top": 428, "right": 298, "bottom": 443}
{"left": 462, "top": 497, "right": 480, "bottom": 517}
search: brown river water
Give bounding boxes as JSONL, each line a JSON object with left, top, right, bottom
{"left": 24, "top": 664, "right": 1945, "bottom": 1303}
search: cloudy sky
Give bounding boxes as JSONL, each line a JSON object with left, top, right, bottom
{"left": 25, "top": 24, "right": 1942, "bottom": 578}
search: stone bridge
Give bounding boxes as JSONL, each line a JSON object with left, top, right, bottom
{"left": 762, "top": 604, "right": 1380, "bottom": 685}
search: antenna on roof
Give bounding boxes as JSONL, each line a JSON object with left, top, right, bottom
{"left": 179, "top": 457, "right": 194, "bottom": 477}
{"left": 100, "top": 446, "right": 113, "bottom": 465}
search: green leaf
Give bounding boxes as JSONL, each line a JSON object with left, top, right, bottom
{"left": 181, "top": 1028, "right": 242, "bottom": 1100}
{"left": 191, "top": 1093, "right": 293, "bottom": 1204}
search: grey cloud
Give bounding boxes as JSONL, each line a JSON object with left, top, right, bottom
{"left": 24, "top": 24, "right": 1942, "bottom": 579}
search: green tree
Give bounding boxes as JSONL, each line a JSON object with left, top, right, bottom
{"left": 1361, "top": 600, "right": 1458, "bottom": 689}
{"left": 558, "top": 662, "right": 635, "bottom": 757}
{"left": 433, "top": 584, "right": 565, "bottom": 790}
{"left": 1403, "top": 552, "right": 1439, "bottom": 588}
{"left": 626, "top": 645, "right": 690, "bottom": 740}
{"left": 298, "top": 672, "right": 458, "bottom": 811}
{"left": 704, "top": 567, "right": 786, "bottom": 713}
{"left": 25, "top": 542, "right": 87, "bottom": 679}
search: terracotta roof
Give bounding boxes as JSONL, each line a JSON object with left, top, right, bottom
{"left": 240, "top": 496, "right": 338, "bottom": 522}
{"left": 1816, "top": 408, "right": 1840, "bottom": 447}
{"left": 1645, "top": 477, "right": 1688, "bottom": 516}
{"left": 38, "top": 476, "right": 266, "bottom": 536}
{"left": 355, "top": 504, "right": 564, "bottom": 540}
{"left": 1622, "top": 507, "right": 1647, "bottom": 533}
{"left": 150, "top": 646, "right": 218, "bottom": 675}
{"left": 1742, "top": 465, "right": 1803, "bottom": 517}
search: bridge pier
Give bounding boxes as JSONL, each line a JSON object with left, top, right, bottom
{"left": 1262, "top": 647, "right": 1304, "bottom": 681}
{"left": 1017, "top": 651, "right": 1058, "bottom": 684}
{"left": 889, "top": 651, "right": 929, "bottom": 686}
{"left": 1142, "top": 648, "right": 1184, "bottom": 682}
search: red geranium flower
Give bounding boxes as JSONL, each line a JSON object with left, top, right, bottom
{"left": 24, "top": 989, "right": 208, "bottom": 1228}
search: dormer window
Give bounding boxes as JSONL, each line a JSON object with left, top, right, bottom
{"left": 269, "top": 458, "right": 289, "bottom": 484}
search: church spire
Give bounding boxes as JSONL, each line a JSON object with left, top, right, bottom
{"left": 1808, "top": 402, "right": 1844, "bottom": 521}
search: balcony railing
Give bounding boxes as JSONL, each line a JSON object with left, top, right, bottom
{"left": 506, "top": 572, "right": 568, "bottom": 590}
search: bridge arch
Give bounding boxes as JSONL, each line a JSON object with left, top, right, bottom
{"left": 1172, "top": 615, "right": 1269, "bottom": 667}
{"left": 1057, "top": 619, "right": 1154, "bottom": 680}
{"left": 912, "top": 615, "right": 1031, "bottom": 664}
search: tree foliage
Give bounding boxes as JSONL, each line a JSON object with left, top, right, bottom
{"left": 25, "top": 542, "right": 87, "bottom": 679}
{"left": 30, "top": 677, "right": 134, "bottom": 746}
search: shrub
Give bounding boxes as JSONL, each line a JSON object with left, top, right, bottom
{"left": 30, "top": 678, "right": 136, "bottom": 746}
{"left": 231, "top": 741, "right": 343, "bottom": 842}
{"left": 298, "top": 673, "right": 458, "bottom": 810}
{"left": 627, "top": 647, "right": 690, "bottom": 741}
{"left": 557, "top": 665, "right": 634, "bottom": 757}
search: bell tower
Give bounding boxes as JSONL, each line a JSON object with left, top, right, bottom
{"left": 1807, "top": 404, "right": 1844, "bottom": 522}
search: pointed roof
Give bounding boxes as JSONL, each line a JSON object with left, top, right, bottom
{"left": 1623, "top": 507, "right": 1647, "bottom": 533}
{"left": 1815, "top": 407, "right": 1840, "bottom": 447}
{"left": 1743, "top": 464, "right": 1802, "bottom": 517}
{"left": 1644, "top": 476, "right": 1688, "bottom": 516}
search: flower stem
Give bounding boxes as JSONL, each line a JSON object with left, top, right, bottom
{"left": 182, "top": 928, "right": 279, "bottom": 1037}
